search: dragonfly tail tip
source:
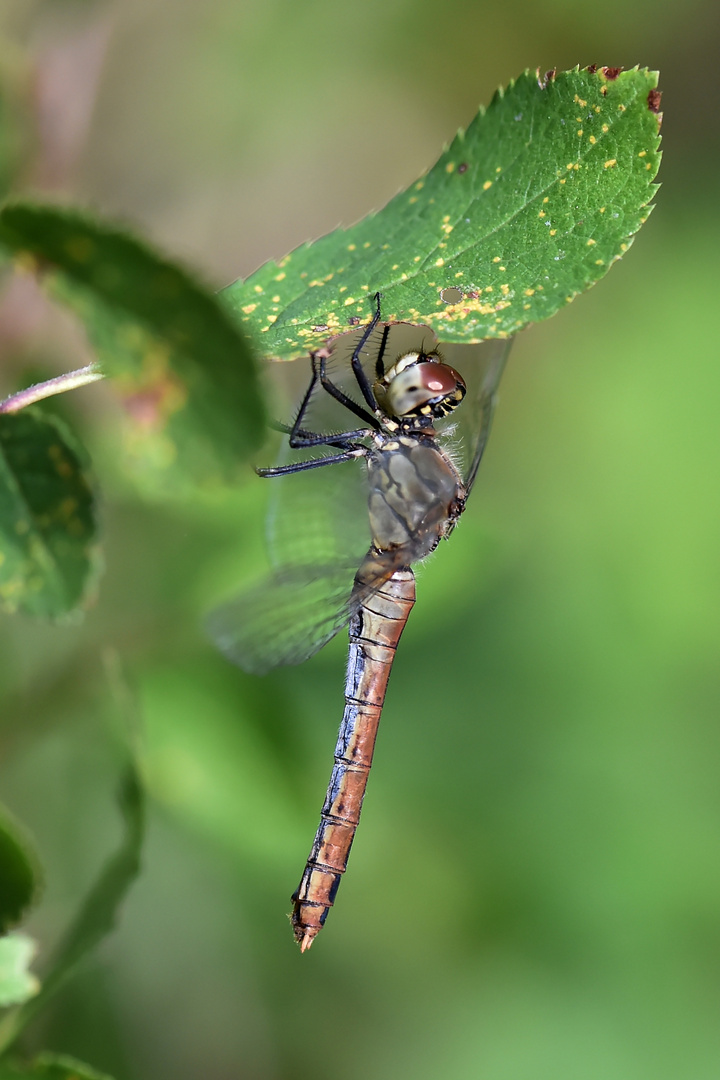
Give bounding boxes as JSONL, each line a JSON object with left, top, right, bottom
{"left": 300, "top": 931, "right": 315, "bottom": 953}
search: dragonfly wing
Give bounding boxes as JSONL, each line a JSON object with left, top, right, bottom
{"left": 437, "top": 336, "right": 513, "bottom": 492}
{"left": 211, "top": 323, "right": 420, "bottom": 676}
{"left": 265, "top": 453, "right": 371, "bottom": 575}
{"left": 212, "top": 320, "right": 498, "bottom": 676}
{"left": 206, "top": 549, "right": 408, "bottom": 675}
{"left": 206, "top": 562, "right": 360, "bottom": 675}
{"left": 259, "top": 329, "right": 384, "bottom": 575}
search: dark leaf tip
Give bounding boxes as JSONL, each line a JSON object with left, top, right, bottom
{"left": 538, "top": 68, "right": 557, "bottom": 89}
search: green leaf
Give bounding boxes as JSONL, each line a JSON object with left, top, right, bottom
{"left": 222, "top": 66, "right": 661, "bottom": 359}
{"left": 0, "top": 937, "right": 39, "bottom": 1009}
{"left": 0, "top": 206, "right": 265, "bottom": 487}
{"left": 0, "top": 808, "right": 42, "bottom": 935}
{"left": 0, "top": 818, "right": 39, "bottom": 938}
{"left": 32, "top": 1054, "right": 113, "bottom": 1080}
{"left": 0, "top": 766, "right": 144, "bottom": 1056}
{"left": 0, "top": 1064, "right": 30, "bottom": 1080}
{"left": 0, "top": 1056, "right": 113, "bottom": 1080}
{"left": 0, "top": 410, "right": 98, "bottom": 618}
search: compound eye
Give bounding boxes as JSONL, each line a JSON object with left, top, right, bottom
{"left": 415, "top": 362, "right": 463, "bottom": 398}
{"left": 384, "top": 362, "right": 466, "bottom": 418}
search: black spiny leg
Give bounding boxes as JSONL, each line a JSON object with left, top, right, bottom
{"left": 259, "top": 293, "right": 388, "bottom": 478}
{"left": 347, "top": 292, "right": 384, "bottom": 410}
{"left": 256, "top": 446, "right": 367, "bottom": 477}
{"left": 312, "top": 350, "right": 382, "bottom": 432}
{"left": 313, "top": 292, "right": 388, "bottom": 421}
{"left": 271, "top": 418, "right": 372, "bottom": 450}
{"left": 374, "top": 321, "right": 391, "bottom": 379}
{"left": 283, "top": 350, "right": 377, "bottom": 446}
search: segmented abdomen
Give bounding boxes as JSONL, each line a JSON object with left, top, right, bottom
{"left": 290, "top": 565, "right": 416, "bottom": 950}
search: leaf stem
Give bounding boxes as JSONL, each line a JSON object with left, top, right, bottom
{"left": 0, "top": 365, "right": 104, "bottom": 414}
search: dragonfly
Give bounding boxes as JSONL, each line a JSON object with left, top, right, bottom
{"left": 208, "top": 294, "right": 511, "bottom": 950}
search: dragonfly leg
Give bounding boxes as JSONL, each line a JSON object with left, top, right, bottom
{"left": 374, "top": 321, "right": 391, "bottom": 379}
{"left": 256, "top": 446, "right": 367, "bottom": 477}
{"left": 262, "top": 293, "right": 389, "bottom": 479}
{"left": 347, "top": 291, "right": 383, "bottom": 410}
{"left": 261, "top": 359, "right": 375, "bottom": 474}
{"left": 288, "top": 425, "right": 374, "bottom": 450}
{"left": 288, "top": 348, "right": 381, "bottom": 441}
{"left": 271, "top": 418, "right": 359, "bottom": 441}
{"left": 313, "top": 350, "right": 381, "bottom": 430}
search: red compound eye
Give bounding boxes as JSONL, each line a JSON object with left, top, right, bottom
{"left": 382, "top": 361, "right": 466, "bottom": 418}
{"left": 414, "top": 363, "right": 464, "bottom": 397}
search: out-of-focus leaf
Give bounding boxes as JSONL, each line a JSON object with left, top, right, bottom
{"left": 0, "top": 936, "right": 39, "bottom": 1008}
{"left": 0, "top": 410, "right": 98, "bottom": 618}
{"left": 0, "top": 766, "right": 144, "bottom": 1056}
{"left": 37, "top": 1054, "right": 113, "bottom": 1080}
{"left": 0, "top": 807, "right": 42, "bottom": 935}
{"left": 0, "top": 68, "right": 28, "bottom": 206}
{"left": 0, "top": 1056, "right": 113, "bottom": 1080}
{"left": 223, "top": 66, "right": 661, "bottom": 359}
{"left": 0, "top": 1064, "right": 29, "bottom": 1080}
{"left": 0, "top": 205, "right": 265, "bottom": 487}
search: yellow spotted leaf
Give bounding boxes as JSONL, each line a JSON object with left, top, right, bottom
{"left": 223, "top": 66, "right": 661, "bottom": 359}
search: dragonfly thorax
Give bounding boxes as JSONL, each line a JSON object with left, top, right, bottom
{"left": 373, "top": 350, "right": 466, "bottom": 422}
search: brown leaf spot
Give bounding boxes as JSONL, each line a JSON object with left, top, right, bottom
{"left": 647, "top": 88, "right": 662, "bottom": 113}
{"left": 602, "top": 66, "right": 623, "bottom": 80}
{"left": 457, "top": 162, "right": 468, "bottom": 174}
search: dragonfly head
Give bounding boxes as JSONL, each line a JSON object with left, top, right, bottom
{"left": 373, "top": 350, "right": 466, "bottom": 422}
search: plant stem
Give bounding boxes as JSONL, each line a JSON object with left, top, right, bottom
{"left": 0, "top": 365, "right": 104, "bottom": 414}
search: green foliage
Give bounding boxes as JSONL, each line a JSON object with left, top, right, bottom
{"left": 0, "top": 937, "right": 39, "bottom": 1009}
{"left": 0, "top": 1055, "right": 113, "bottom": 1080}
{"left": 0, "top": 50, "right": 669, "bottom": 1080}
{"left": 45, "top": 767, "right": 143, "bottom": 990}
{"left": 0, "top": 66, "right": 661, "bottom": 619}
{"left": 0, "top": 71, "right": 27, "bottom": 210}
{"left": 30, "top": 1054, "right": 114, "bottom": 1080}
{"left": 0, "top": 811, "right": 41, "bottom": 936}
{"left": 0, "top": 410, "right": 98, "bottom": 618}
{"left": 223, "top": 67, "right": 661, "bottom": 359}
{"left": 0, "top": 205, "right": 265, "bottom": 486}
{"left": 0, "top": 766, "right": 144, "bottom": 1057}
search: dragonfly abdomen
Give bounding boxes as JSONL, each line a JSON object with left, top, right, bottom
{"left": 290, "top": 568, "right": 416, "bottom": 951}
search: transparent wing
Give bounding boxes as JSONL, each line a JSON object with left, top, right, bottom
{"left": 208, "top": 322, "right": 509, "bottom": 676}
{"left": 258, "top": 325, "right": 387, "bottom": 574}
{"left": 205, "top": 562, "right": 359, "bottom": 675}
{"left": 208, "top": 323, "right": 398, "bottom": 675}
{"left": 206, "top": 547, "right": 409, "bottom": 676}
{"left": 265, "top": 453, "right": 371, "bottom": 575}
{"left": 437, "top": 336, "right": 513, "bottom": 492}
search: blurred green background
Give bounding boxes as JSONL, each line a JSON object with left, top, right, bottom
{"left": 1, "top": 1, "right": 719, "bottom": 1078}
